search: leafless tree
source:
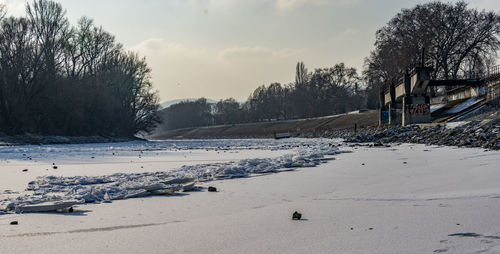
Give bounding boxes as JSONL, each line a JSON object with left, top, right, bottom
{"left": 365, "top": 1, "right": 500, "bottom": 91}
{"left": 0, "top": 0, "right": 159, "bottom": 136}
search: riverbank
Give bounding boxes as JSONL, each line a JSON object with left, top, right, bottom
{"left": 323, "top": 116, "right": 500, "bottom": 150}
{"left": 149, "top": 110, "right": 378, "bottom": 140}
{"left": 0, "top": 134, "right": 142, "bottom": 146}
{"left": 149, "top": 106, "right": 500, "bottom": 150}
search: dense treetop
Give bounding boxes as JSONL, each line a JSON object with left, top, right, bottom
{"left": 0, "top": 0, "right": 158, "bottom": 136}
{"left": 364, "top": 1, "right": 500, "bottom": 91}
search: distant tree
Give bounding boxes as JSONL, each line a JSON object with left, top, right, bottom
{"left": 157, "top": 61, "right": 365, "bottom": 131}
{"left": 159, "top": 98, "right": 212, "bottom": 130}
{"left": 213, "top": 98, "right": 241, "bottom": 125}
{"left": 244, "top": 62, "right": 363, "bottom": 121}
{"left": 291, "top": 61, "right": 312, "bottom": 118}
{"left": 291, "top": 63, "right": 362, "bottom": 117}
{"left": 247, "top": 85, "right": 268, "bottom": 121}
{"left": 295, "top": 61, "right": 308, "bottom": 87}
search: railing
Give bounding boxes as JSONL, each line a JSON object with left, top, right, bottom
{"left": 487, "top": 82, "right": 500, "bottom": 104}
{"left": 487, "top": 64, "right": 500, "bottom": 79}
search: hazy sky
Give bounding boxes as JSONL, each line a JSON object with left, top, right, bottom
{"left": 3, "top": 0, "right": 500, "bottom": 102}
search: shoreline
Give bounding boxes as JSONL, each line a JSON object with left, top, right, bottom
{"left": 0, "top": 134, "right": 144, "bottom": 146}
{"left": 151, "top": 118, "right": 500, "bottom": 150}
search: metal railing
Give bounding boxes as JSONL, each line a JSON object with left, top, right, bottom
{"left": 487, "top": 82, "right": 500, "bottom": 103}
{"left": 487, "top": 64, "right": 500, "bottom": 79}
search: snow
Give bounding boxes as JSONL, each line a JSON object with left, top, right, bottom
{"left": 1, "top": 140, "right": 500, "bottom": 253}
{"left": 445, "top": 97, "right": 480, "bottom": 114}
{"left": 0, "top": 139, "right": 340, "bottom": 211}
{"left": 430, "top": 103, "right": 446, "bottom": 113}
{"left": 445, "top": 121, "right": 469, "bottom": 129}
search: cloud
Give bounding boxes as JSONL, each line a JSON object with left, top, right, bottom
{"left": 131, "top": 39, "right": 210, "bottom": 59}
{"left": 3, "top": 0, "right": 27, "bottom": 17}
{"left": 276, "top": 0, "right": 327, "bottom": 10}
{"left": 275, "top": 0, "right": 359, "bottom": 10}
{"left": 336, "top": 0, "right": 361, "bottom": 6}
{"left": 217, "top": 46, "right": 301, "bottom": 62}
{"left": 335, "top": 28, "right": 359, "bottom": 41}
{"left": 129, "top": 39, "right": 304, "bottom": 101}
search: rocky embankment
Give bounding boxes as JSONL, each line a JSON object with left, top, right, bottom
{"left": 320, "top": 119, "right": 500, "bottom": 150}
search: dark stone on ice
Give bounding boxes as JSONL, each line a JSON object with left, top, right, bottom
{"left": 10, "top": 221, "right": 18, "bottom": 225}
{"left": 68, "top": 207, "right": 74, "bottom": 213}
{"left": 292, "top": 211, "right": 302, "bottom": 220}
{"left": 208, "top": 186, "right": 217, "bottom": 192}
{"left": 53, "top": 165, "right": 58, "bottom": 169}
{"left": 22, "top": 169, "right": 28, "bottom": 172}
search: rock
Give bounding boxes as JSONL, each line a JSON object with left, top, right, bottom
{"left": 68, "top": 207, "right": 74, "bottom": 213}
{"left": 292, "top": 211, "right": 302, "bottom": 220}
{"left": 53, "top": 165, "right": 58, "bottom": 169}
{"left": 208, "top": 186, "right": 217, "bottom": 192}
{"left": 480, "top": 133, "right": 488, "bottom": 141}
{"left": 10, "top": 221, "right": 18, "bottom": 225}
{"left": 22, "top": 169, "right": 28, "bottom": 172}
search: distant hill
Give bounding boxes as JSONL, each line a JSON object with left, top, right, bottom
{"left": 159, "top": 98, "right": 217, "bottom": 109}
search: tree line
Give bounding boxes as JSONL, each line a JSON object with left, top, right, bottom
{"left": 158, "top": 1, "right": 500, "bottom": 131}
{"left": 0, "top": 0, "right": 158, "bottom": 136}
{"left": 158, "top": 62, "right": 366, "bottom": 130}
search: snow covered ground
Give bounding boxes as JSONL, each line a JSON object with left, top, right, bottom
{"left": 1, "top": 139, "right": 500, "bottom": 253}
{"left": 445, "top": 97, "right": 481, "bottom": 114}
{"left": 431, "top": 103, "right": 446, "bottom": 113}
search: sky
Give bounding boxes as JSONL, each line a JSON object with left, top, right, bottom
{"left": 3, "top": 0, "right": 500, "bottom": 102}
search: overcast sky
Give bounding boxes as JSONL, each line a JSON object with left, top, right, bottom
{"left": 3, "top": 0, "right": 500, "bottom": 102}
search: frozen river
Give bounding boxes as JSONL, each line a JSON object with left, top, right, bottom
{"left": 0, "top": 138, "right": 340, "bottom": 211}
{"left": 1, "top": 139, "right": 500, "bottom": 253}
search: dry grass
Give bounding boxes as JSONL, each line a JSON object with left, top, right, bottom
{"left": 149, "top": 110, "right": 379, "bottom": 139}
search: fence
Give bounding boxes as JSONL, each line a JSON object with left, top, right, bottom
{"left": 487, "top": 65, "right": 500, "bottom": 79}
{"left": 487, "top": 80, "right": 500, "bottom": 104}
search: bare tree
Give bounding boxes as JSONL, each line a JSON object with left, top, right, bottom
{"left": 0, "top": 0, "right": 159, "bottom": 136}
{"left": 0, "top": 3, "right": 6, "bottom": 20}
{"left": 295, "top": 61, "right": 308, "bottom": 87}
{"left": 365, "top": 1, "right": 500, "bottom": 90}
